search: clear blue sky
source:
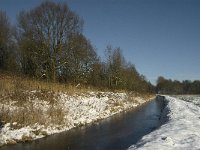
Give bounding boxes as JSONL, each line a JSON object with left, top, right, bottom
{"left": 1, "top": 0, "right": 200, "bottom": 84}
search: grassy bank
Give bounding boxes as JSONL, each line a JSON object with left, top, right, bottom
{"left": 0, "top": 72, "right": 154, "bottom": 146}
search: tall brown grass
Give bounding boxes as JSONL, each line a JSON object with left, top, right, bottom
{"left": 0, "top": 72, "right": 77, "bottom": 126}
{"left": 0, "top": 71, "right": 154, "bottom": 127}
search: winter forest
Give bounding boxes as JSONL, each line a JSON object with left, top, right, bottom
{"left": 1, "top": 1, "right": 200, "bottom": 94}
{"left": 0, "top": 1, "right": 155, "bottom": 93}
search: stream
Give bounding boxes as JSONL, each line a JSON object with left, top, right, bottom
{"left": 1, "top": 97, "right": 166, "bottom": 150}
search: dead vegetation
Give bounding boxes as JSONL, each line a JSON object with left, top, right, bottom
{"left": 0, "top": 72, "right": 154, "bottom": 127}
{"left": 0, "top": 72, "right": 76, "bottom": 126}
{"left": 0, "top": 72, "right": 118, "bottom": 127}
{"left": 0, "top": 72, "right": 94, "bottom": 95}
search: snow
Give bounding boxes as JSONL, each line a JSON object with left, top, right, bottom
{"left": 173, "top": 95, "right": 200, "bottom": 106}
{"left": 128, "top": 95, "right": 200, "bottom": 150}
{"left": 0, "top": 91, "right": 149, "bottom": 147}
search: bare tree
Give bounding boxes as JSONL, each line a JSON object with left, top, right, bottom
{"left": 105, "top": 45, "right": 113, "bottom": 87}
{"left": 104, "top": 46, "right": 125, "bottom": 88}
{"left": 0, "top": 10, "right": 17, "bottom": 71}
{"left": 62, "top": 33, "right": 98, "bottom": 83}
{"left": 112, "top": 47, "right": 125, "bottom": 87}
{"left": 0, "top": 10, "right": 10, "bottom": 69}
{"left": 17, "top": 1, "right": 83, "bottom": 81}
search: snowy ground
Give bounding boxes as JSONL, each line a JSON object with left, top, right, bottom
{"left": 173, "top": 95, "right": 200, "bottom": 106}
{"left": 128, "top": 95, "right": 200, "bottom": 150}
{"left": 0, "top": 91, "right": 149, "bottom": 147}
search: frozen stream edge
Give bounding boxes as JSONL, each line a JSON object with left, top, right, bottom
{"left": 0, "top": 91, "right": 151, "bottom": 147}
{"left": 128, "top": 95, "right": 200, "bottom": 150}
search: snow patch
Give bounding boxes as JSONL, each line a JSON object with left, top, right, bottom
{"left": 0, "top": 91, "right": 149, "bottom": 147}
{"left": 128, "top": 95, "right": 200, "bottom": 150}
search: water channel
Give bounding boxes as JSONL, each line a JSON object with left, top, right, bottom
{"left": 1, "top": 97, "right": 166, "bottom": 150}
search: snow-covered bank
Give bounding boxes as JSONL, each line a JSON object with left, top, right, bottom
{"left": 128, "top": 95, "right": 200, "bottom": 150}
{"left": 0, "top": 91, "right": 151, "bottom": 147}
{"left": 174, "top": 95, "right": 200, "bottom": 106}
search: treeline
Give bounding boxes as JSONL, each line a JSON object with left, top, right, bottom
{"left": 0, "top": 1, "right": 154, "bottom": 93}
{"left": 156, "top": 76, "right": 200, "bottom": 94}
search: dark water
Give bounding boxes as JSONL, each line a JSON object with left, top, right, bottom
{"left": 1, "top": 98, "right": 165, "bottom": 150}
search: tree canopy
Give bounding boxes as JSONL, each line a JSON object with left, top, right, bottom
{"left": 0, "top": 1, "right": 155, "bottom": 93}
{"left": 156, "top": 76, "right": 200, "bottom": 94}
